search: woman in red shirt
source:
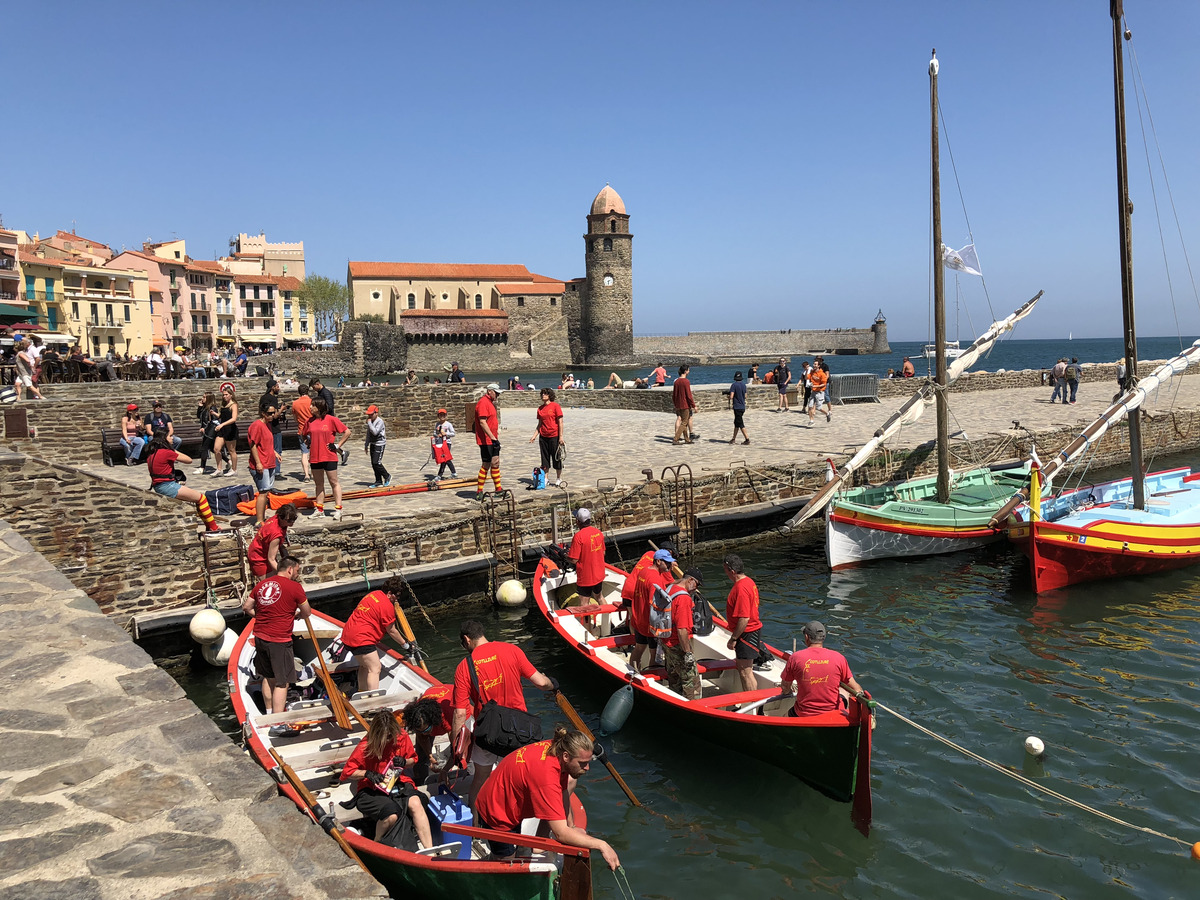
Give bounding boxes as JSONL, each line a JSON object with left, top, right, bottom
{"left": 247, "top": 503, "right": 298, "bottom": 579}
{"left": 301, "top": 397, "right": 349, "bottom": 520}
{"left": 528, "top": 388, "right": 564, "bottom": 485}
{"left": 339, "top": 709, "right": 433, "bottom": 846}
{"left": 144, "top": 429, "right": 218, "bottom": 531}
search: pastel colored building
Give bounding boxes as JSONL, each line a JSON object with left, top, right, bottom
{"left": 0, "top": 228, "right": 23, "bottom": 309}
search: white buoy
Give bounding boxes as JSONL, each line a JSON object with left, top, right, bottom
{"left": 189, "top": 608, "right": 226, "bottom": 644}
{"left": 496, "top": 579, "right": 528, "bottom": 608}
{"left": 201, "top": 628, "right": 237, "bottom": 666}
{"left": 1025, "top": 735, "right": 1046, "bottom": 757}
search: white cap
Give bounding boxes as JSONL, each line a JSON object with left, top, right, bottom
{"left": 486, "top": 382, "right": 503, "bottom": 393}
{"left": 575, "top": 507, "right": 591, "bottom": 523}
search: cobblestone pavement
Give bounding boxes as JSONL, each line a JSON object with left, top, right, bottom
{"left": 0, "top": 521, "right": 386, "bottom": 899}
{"left": 74, "top": 377, "right": 1200, "bottom": 525}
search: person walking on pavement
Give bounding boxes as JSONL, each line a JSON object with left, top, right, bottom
{"left": 672, "top": 365, "right": 697, "bottom": 444}
{"left": 772, "top": 357, "right": 791, "bottom": 411}
{"left": 728, "top": 371, "right": 749, "bottom": 444}
{"left": 364, "top": 405, "right": 390, "bottom": 487}
{"left": 1067, "top": 357, "right": 1080, "bottom": 404}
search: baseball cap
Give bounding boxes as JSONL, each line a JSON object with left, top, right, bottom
{"left": 436, "top": 407, "right": 447, "bottom": 415}
{"left": 126, "top": 403, "right": 138, "bottom": 411}
{"left": 803, "top": 621, "right": 826, "bottom": 640}
{"left": 365, "top": 404, "right": 378, "bottom": 414}
{"left": 683, "top": 567, "right": 704, "bottom": 587}
{"left": 486, "top": 382, "right": 503, "bottom": 393}
{"left": 174, "top": 345, "right": 185, "bottom": 351}
{"left": 575, "top": 507, "right": 591, "bottom": 523}
{"left": 653, "top": 549, "right": 675, "bottom": 564}
{"left": 152, "top": 400, "right": 163, "bottom": 408}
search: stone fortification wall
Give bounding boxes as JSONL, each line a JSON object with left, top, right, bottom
{"left": 255, "top": 351, "right": 354, "bottom": 378}
{"left": 635, "top": 324, "right": 887, "bottom": 363}
{"left": 875, "top": 359, "right": 1197, "bottom": 400}
{"left": 500, "top": 383, "right": 791, "bottom": 414}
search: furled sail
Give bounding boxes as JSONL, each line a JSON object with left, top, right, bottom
{"left": 987, "top": 336, "right": 1200, "bottom": 527}
{"left": 779, "top": 290, "right": 1043, "bottom": 533}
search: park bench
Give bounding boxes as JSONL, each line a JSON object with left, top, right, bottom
{"left": 101, "top": 418, "right": 301, "bottom": 466}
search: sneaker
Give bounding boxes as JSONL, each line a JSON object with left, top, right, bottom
{"left": 806, "top": 420, "right": 813, "bottom": 428}
{"left": 826, "top": 411, "right": 832, "bottom": 423}
{"left": 192, "top": 467, "right": 205, "bottom": 474}
{"left": 475, "top": 491, "right": 485, "bottom": 502}
{"left": 338, "top": 448, "right": 350, "bottom": 465}
{"left": 371, "top": 482, "right": 382, "bottom": 488}
{"left": 382, "top": 478, "right": 391, "bottom": 487}
{"left": 554, "top": 480, "right": 563, "bottom": 487}
{"left": 268, "top": 725, "right": 292, "bottom": 738}
{"left": 330, "top": 509, "right": 342, "bottom": 521}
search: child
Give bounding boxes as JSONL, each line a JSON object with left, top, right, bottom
{"left": 432, "top": 408, "right": 456, "bottom": 480}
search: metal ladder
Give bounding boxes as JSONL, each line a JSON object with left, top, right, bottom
{"left": 201, "top": 528, "right": 249, "bottom": 598}
{"left": 660, "top": 464, "right": 696, "bottom": 560}
{"left": 481, "top": 491, "right": 520, "bottom": 597}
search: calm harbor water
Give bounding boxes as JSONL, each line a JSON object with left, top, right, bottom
{"left": 364, "top": 336, "right": 1199, "bottom": 390}
{"left": 170, "top": 451, "right": 1200, "bottom": 900}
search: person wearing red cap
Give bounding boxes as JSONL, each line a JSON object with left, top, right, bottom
{"left": 120, "top": 403, "right": 147, "bottom": 464}
{"left": 432, "top": 408, "right": 456, "bottom": 480}
{"left": 364, "top": 405, "right": 390, "bottom": 487}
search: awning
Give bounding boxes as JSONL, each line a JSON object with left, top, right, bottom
{"left": 0, "top": 302, "right": 38, "bottom": 324}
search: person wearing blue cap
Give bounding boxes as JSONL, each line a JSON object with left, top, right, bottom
{"left": 628, "top": 547, "right": 675, "bottom": 673}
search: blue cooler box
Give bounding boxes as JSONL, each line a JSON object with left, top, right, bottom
{"left": 427, "top": 787, "right": 473, "bottom": 859}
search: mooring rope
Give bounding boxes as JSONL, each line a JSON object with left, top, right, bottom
{"left": 875, "top": 701, "right": 1192, "bottom": 851}
{"left": 611, "top": 865, "right": 637, "bottom": 900}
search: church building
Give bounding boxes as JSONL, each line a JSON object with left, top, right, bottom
{"left": 347, "top": 185, "right": 633, "bottom": 369}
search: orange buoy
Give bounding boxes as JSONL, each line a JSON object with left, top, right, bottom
{"left": 1191, "top": 841, "right": 1200, "bottom": 860}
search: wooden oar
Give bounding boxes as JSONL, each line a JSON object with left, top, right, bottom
{"left": 269, "top": 748, "right": 372, "bottom": 874}
{"left": 553, "top": 690, "right": 642, "bottom": 808}
{"left": 392, "top": 599, "right": 430, "bottom": 674}
{"left": 304, "top": 616, "right": 367, "bottom": 731}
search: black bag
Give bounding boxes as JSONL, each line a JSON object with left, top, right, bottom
{"left": 204, "top": 484, "right": 254, "bottom": 515}
{"left": 691, "top": 589, "right": 715, "bottom": 637}
{"left": 467, "top": 651, "right": 542, "bottom": 757}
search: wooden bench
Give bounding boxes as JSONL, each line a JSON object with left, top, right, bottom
{"left": 101, "top": 418, "right": 300, "bottom": 466}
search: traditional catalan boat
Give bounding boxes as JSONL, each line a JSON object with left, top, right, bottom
{"left": 228, "top": 608, "right": 594, "bottom": 900}
{"left": 532, "top": 555, "right": 873, "bottom": 832}
{"left": 781, "top": 51, "right": 1042, "bottom": 570}
{"left": 989, "top": 1, "right": 1200, "bottom": 593}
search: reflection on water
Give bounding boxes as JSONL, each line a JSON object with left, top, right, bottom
{"left": 170, "top": 457, "right": 1200, "bottom": 899}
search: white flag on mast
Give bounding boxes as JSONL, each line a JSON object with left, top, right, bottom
{"left": 942, "top": 242, "right": 982, "bottom": 277}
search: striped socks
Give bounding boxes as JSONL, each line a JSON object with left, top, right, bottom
{"left": 490, "top": 465, "right": 502, "bottom": 492}
{"left": 196, "top": 496, "right": 218, "bottom": 531}
{"left": 476, "top": 467, "right": 487, "bottom": 493}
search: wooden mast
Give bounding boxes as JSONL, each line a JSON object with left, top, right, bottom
{"left": 931, "top": 49, "right": 950, "bottom": 503}
{"left": 1111, "top": 0, "right": 1144, "bottom": 509}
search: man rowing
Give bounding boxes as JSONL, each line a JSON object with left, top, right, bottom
{"left": 341, "top": 578, "right": 411, "bottom": 695}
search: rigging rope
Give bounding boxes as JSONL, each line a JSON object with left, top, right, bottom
{"left": 874, "top": 701, "right": 1193, "bottom": 852}
{"left": 938, "top": 102, "right": 996, "bottom": 323}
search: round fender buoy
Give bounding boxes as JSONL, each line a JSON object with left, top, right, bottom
{"left": 600, "top": 684, "right": 635, "bottom": 735}
{"left": 496, "top": 579, "right": 528, "bottom": 608}
{"left": 1025, "top": 735, "right": 1046, "bottom": 758}
{"left": 189, "top": 608, "right": 226, "bottom": 644}
{"left": 201, "top": 628, "right": 237, "bottom": 666}
{"left": 1191, "top": 842, "right": 1200, "bottom": 860}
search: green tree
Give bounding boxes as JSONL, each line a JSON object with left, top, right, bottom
{"left": 355, "top": 313, "right": 385, "bottom": 324}
{"left": 298, "top": 274, "right": 349, "bottom": 341}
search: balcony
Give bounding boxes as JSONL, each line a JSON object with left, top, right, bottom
{"left": 0, "top": 257, "right": 16, "bottom": 271}
{"left": 24, "top": 290, "right": 58, "bottom": 305}
{"left": 193, "top": 325, "right": 213, "bottom": 333}
{"left": 88, "top": 316, "right": 124, "bottom": 330}
{"left": 0, "top": 290, "right": 18, "bottom": 302}
{"left": 65, "top": 286, "right": 134, "bottom": 300}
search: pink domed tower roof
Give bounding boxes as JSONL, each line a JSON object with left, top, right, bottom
{"left": 590, "top": 184, "right": 626, "bottom": 216}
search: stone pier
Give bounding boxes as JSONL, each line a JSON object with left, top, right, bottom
{"left": 0, "top": 516, "right": 386, "bottom": 899}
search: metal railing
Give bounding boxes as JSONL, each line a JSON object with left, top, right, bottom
{"left": 24, "top": 291, "right": 58, "bottom": 304}
{"left": 0, "top": 257, "right": 16, "bottom": 271}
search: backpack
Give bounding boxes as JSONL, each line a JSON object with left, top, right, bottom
{"left": 1065, "top": 365, "right": 1077, "bottom": 380}
{"left": 648, "top": 584, "right": 679, "bottom": 642}
{"left": 531, "top": 467, "right": 546, "bottom": 490}
{"left": 691, "top": 589, "right": 715, "bottom": 637}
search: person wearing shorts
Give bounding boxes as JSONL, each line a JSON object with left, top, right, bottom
{"left": 302, "top": 397, "right": 349, "bottom": 519}
{"left": 473, "top": 383, "right": 503, "bottom": 500}
{"left": 241, "top": 554, "right": 310, "bottom": 725}
{"left": 772, "top": 358, "right": 791, "bottom": 411}
{"left": 340, "top": 578, "right": 410, "bottom": 694}
{"left": 807, "top": 364, "right": 831, "bottom": 427}
{"left": 291, "top": 384, "right": 313, "bottom": 481}
{"left": 247, "top": 404, "right": 278, "bottom": 525}
{"left": 723, "top": 553, "right": 765, "bottom": 692}
{"left": 529, "top": 388, "right": 564, "bottom": 485}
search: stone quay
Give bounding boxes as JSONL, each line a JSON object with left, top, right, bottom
{"left": 1, "top": 359, "right": 1199, "bottom": 895}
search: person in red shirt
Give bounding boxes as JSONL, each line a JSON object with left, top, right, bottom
{"left": 341, "top": 578, "right": 410, "bottom": 694}
{"left": 301, "top": 397, "right": 350, "bottom": 520}
{"left": 780, "top": 621, "right": 867, "bottom": 717}
{"left": 241, "top": 554, "right": 311, "bottom": 722}
{"left": 567, "top": 508, "right": 606, "bottom": 600}
{"left": 143, "top": 429, "right": 218, "bottom": 531}
{"left": 247, "top": 504, "right": 298, "bottom": 580}
{"left": 474, "top": 726, "right": 620, "bottom": 870}
{"left": 247, "top": 403, "right": 278, "bottom": 525}
{"left": 451, "top": 619, "right": 556, "bottom": 808}
{"left": 401, "top": 683, "right": 455, "bottom": 782}
{"left": 723, "top": 553, "right": 765, "bottom": 692}
{"left": 340, "top": 708, "right": 433, "bottom": 846}
{"left": 672, "top": 364, "right": 697, "bottom": 444}
{"left": 291, "top": 384, "right": 313, "bottom": 481}
{"left": 473, "top": 383, "right": 503, "bottom": 500}
{"left": 528, "top": 388, "right": 565, "bottom": 485}
{"left": 654, "top": 568, "right": 703, "bottom": 700}
{"left": 629, "top": 549, "right": 675, "bottom": 673}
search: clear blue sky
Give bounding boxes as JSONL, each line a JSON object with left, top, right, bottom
{"left": 8, "top": 2, "right": 1200, "bottom": 342}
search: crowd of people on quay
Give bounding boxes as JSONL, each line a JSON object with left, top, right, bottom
{"left": 239, "top": 507, "right": 869, "bottom": 865}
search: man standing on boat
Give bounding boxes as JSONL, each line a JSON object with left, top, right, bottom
{"left": 772, "top": 358, "right": 791, "bottom": 412}
{"left": 628, "top": 548, "right": 676, "bottom": 673}
{"left": 723, "top": 554, "right": 764, "bottom": 692}
{"left": 341, "top": 578, "right": 412, "bottom": 695}
{"left": 452, "top": 620, "right": 558, "bottom": 808}
{"left": 654, "top": 568, "right": 704, "bottom": 700}
{"left": 780, "top": 621, "right": 867, "bottom": 717}
{"left": 567, "top": 508, "right": 605, "bottom": 601}
{"left": 474, "top": 726, "right": 621, "bottom": 870}
{"left": 241, "top": 554, "right": 310, "bottom": 728}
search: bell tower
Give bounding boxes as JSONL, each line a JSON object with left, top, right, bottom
{"left": 582, "top": 184, "right": 633, "bottom": 361}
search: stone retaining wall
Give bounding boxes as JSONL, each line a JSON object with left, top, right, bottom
{"left": 634, "top": 323, "right": 888, "bottom": 360}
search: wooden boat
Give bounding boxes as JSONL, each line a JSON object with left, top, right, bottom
{"left": 532, "top": 556, "right": 873, "bottom": 832}
{"left": 993, "top": 2, "right": 1200, "bottom": 593}
{"left": 228, "top": 608, "right": 592, "bottom": 900}
{"left": 781, "top": 51, "right": 1042, "bottom": 569}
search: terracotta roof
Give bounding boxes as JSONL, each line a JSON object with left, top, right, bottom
{"left": 186, "top": 259, "right": 228, "bottom": 274}
{"left": 53, "top": 229, "right": 112, "bottom": 251}
{"left": 231, "top": 273, "right": 280, "bottom": 285}
{"left": 590, "top": 184, "right": 626, "bottom": 216}
{"left": 349, "top": 262, "right": 532, "bottom": 281}
{"left": 277, "top": 276, "right": 303, "bottom": 291}
{"left": 528, "top": 273, "right": 562, "bottom": 283}
{"left": 495, "top": 281, "right": 565, "bottom": 295}
{"left": 17, "top": 250, "right": 66, "bottom": 269}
